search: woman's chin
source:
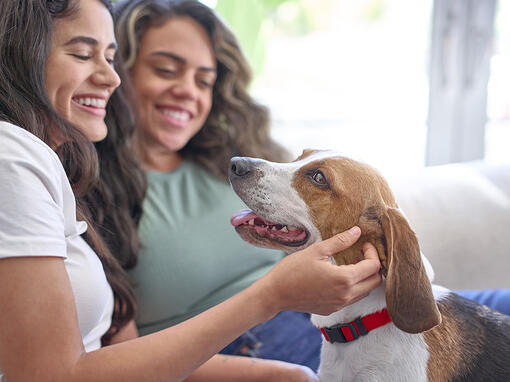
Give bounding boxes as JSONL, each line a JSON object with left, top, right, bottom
{"left": 74, "top": 120, "right": 108, "bottom": 142}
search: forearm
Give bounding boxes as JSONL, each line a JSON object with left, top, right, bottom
{"left": 73, "top": 280, "right": 276, "bottom": 382}
{"left": 184, "top": 354, "right": 316, "bottom": 382}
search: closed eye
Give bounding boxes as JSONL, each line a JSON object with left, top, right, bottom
{"left": 71, "top": 54, "right": 92, "bottom": 61}
{"left": 155, "top": 67, "right": 177, "bottom": 77}
{"left": 198, "top": 79, "right": 214, "bottom": 88}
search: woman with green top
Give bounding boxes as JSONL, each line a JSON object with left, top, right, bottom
{"left": 103, "top": 2, "right": 510, "bottom": 377}
{"left": 98, "top": 0, "right": 384, "bottom": 376}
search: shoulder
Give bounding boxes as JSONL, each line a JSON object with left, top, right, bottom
{"left": 0, "top": 121, "right": 61, "bottom": 168}
{"left": 0, "top": 121, "right": 67, "bottom": 201}
{"left": 0, "top": 122, "right": 74, "bottom": 260}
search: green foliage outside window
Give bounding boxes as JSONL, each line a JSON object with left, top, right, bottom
{"left": 213, "top": 0, "right": 296, "bottom": 77}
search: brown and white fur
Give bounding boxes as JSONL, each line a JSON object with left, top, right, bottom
{"left": 229, "top": 149, "right": 510, "bottom": 382}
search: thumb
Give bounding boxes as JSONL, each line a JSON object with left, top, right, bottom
{"left": 313, "top": 226, "right": 361, "bottom": 259}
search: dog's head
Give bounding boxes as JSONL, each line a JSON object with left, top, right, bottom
{"left": 229, "top": 149, "right": 441, "bottom": 333}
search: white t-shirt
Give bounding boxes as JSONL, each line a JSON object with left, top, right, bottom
{"left": 0, "top": 121, "right": 114, "bottom": 379}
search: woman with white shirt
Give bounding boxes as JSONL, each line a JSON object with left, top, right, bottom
{"left": 0, "top": 0, "right": 383, "bottom": 381}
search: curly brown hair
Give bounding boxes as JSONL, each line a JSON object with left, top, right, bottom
{"left": 113, "top": 0, "right": 291, "bottom": 180}
{"left": 0, "top": 0, "right": 138, "bottom": 345}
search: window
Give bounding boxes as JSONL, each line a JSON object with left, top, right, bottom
{"left": 211, "top": 0, "right": 505, "bottom": 171}
{"left": 486, "top": 0, "right": 510, "bottom": 163}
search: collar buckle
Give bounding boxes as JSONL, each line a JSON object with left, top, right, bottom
{"left": 321, "top": 319, "right": 364, "bottom": 343}
{"left": 319, "top": 310, "right": 391, "bottom": 344}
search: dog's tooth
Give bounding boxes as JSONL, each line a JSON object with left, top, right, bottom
{"left": 288, "top": 226, "right": 297, "bottom": 231}
{"left": 248, "top": 219, "right": 254, "bottom": 225}
{"left": 271, "top": 226, "right": 277, "bottom": 231}
{"left": 281, "top": 226, "right": 288, "bottom": 233}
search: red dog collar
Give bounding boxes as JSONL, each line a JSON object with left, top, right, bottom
{"left": 319, "top": 309, "right": 391, "bottom": 344}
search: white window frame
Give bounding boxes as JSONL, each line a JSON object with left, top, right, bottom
{"left": 426, "top": 0, "right": 496, "bottom": 165}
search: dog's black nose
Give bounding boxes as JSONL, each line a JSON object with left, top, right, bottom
{"left": 230, "top": 157, "right": 252, "bottom": 177}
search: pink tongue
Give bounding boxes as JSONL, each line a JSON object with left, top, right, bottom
{"left": 230, "top": 208, "right": 259, "bottom": 227}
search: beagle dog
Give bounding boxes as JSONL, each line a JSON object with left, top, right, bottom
{"left": 229, "top": 149, "right": 510, "bottom": 382}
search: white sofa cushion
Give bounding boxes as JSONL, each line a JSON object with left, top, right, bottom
{"left": 386, "top": 161, "right": 510, "bottom": 289}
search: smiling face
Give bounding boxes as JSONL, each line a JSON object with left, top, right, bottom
{"left": 45, "top": 0, "right": 120, "bottom": 142}
{"left": 130, "top": 16, "right": 217, "bottom": 170}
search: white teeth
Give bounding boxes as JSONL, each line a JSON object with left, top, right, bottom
{"left": 245, "top": 219, "right": 295, "bottom": 234}
{"left": 74, "top": 97, "right": 106, "bottom": 108}
{"left": 162, "top": 109, "right": 190, "bottom": 121}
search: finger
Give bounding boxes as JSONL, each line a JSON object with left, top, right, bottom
{"left": 343, "top": 244, "right": 381, "bottom": 284}
{"left": 345, "top": 272, "right": 382, "bottom": 305}
{"left": 362, "top": 242, "right": 379, "bottom": 261}
{"left": 316, "top": 226, "right": 361, "bottom": 258}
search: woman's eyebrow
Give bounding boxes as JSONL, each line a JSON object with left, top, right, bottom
{"left": 150, "top": 50, "right": 216, "bottom": 73}
{"left": 64, "top": 36, "right": 118, "bottom": 50}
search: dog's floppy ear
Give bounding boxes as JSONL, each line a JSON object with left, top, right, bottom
{"left": 381, "top": 208, "right": 441, "bottom": 333}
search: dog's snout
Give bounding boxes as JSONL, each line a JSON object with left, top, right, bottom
{"left": 230, "top": 157, "right": 252, "bottom": 177}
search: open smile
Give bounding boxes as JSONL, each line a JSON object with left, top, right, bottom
{"left": 156, "top": 106, "right": 192, "bottom": 128}
{"left": 72, "top": 96, "right": 107, "bottom": 117}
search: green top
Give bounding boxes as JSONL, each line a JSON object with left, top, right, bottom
{"left": 130, "top": 160, "right": 285, "bottom": 335}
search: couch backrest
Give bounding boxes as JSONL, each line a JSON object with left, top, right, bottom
{"left": 386, "top": 161, "right": 510, "bottom": 290}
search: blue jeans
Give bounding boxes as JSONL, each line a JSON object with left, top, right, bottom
{"left": 455, "top": 289, "right": 510, "bottom": 316}
{"left": 220, "top": 289, "right": 510, "bottom": 372}
{"left": 220, "top": 311, "right": 323, "bottom": 371}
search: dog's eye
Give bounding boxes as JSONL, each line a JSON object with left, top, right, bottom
{"left": 311, "top": 170, "right": 327, "bottom": 185}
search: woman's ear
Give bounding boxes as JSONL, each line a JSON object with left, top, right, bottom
{"left": 381, "top": 208, "right": 441, "bottom": 333}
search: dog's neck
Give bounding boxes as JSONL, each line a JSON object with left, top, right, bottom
{"left": 311, "top": 250, "right": 435, "bottom": 330}
{"left": 311, "top": 280, "right": 387, "bottom": 330}
{"left": 306, "top": 235, "right": 389, "bottom": 329}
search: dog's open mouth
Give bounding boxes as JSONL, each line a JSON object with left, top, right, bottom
{"left": 230, "top": 208, "right": 309, "bottom": 247}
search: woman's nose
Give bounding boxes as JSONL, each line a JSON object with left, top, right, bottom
{"left": 171, "top": 72, "right": 198, "bottom": 100}
{"left": 92, "top": 59, "right": 121, "bottom": 90}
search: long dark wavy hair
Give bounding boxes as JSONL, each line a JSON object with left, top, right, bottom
{"left": 83, "top": 52, "right": 147, "bottom": 272}
{"left": 113, "top": 0, "right": 291, "bottom": 182}
{"left": 0, "top": 0, "right": 139, "bottom": 344}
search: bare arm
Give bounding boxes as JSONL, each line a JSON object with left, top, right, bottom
{"left": 0, "top": 227, "right": 380, "bottom": 382}
{"left": 109, "top": 322, "right": 318, "bottom": 381}
{"left": 184, "top": 354, "right": 318, "bottom": 382}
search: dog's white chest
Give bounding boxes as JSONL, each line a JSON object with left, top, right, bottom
{"left": 317, "top": 324, "right": 429, "bottom": 382}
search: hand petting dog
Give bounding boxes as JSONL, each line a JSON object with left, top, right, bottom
{"left": 259, "top": 226, "right": 382, "bottom": 317}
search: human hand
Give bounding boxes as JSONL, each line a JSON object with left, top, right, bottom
{"left": 259, "top": 226, "right": 382, "bottom": 316}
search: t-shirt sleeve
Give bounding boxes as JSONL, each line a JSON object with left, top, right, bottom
{"left": 0, "top": 130, "right": 67, "bottom": 259}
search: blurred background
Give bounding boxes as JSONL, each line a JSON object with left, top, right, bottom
{"left": 200, "top": 0, "right": 509, "bottom": 174}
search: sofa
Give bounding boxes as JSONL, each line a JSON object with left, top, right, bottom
{"left": 385, "top": 161, "right": 510, "bottom": 290}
